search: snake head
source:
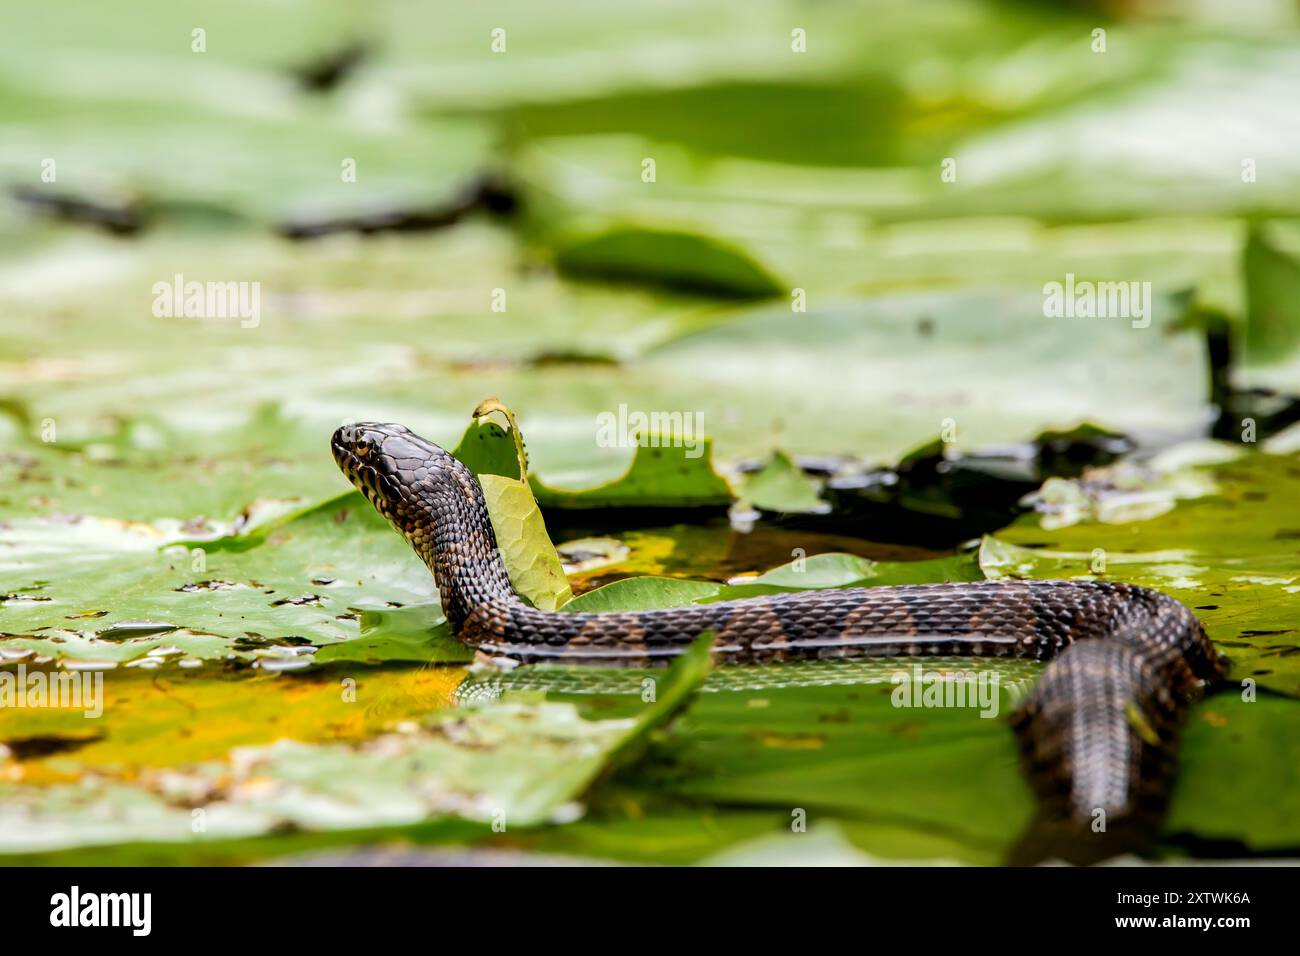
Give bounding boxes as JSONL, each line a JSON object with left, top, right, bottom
{"left": 330, "top": 422, "right": 452, "bottom": 529}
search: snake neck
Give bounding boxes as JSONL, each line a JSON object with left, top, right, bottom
{"left": 411, "top": 457, "right": 518, "bottom": 631}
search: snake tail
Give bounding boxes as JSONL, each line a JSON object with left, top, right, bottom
{"left": 1008, "top": 639, "right": 1194, "bottom": 865}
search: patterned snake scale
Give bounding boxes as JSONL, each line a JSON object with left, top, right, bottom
{"left": 332, "top": 423, "right": 1228, "bottom": 865}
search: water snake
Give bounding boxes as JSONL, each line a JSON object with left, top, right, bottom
{"left": 331, "top": 422, "right": 1228, "bottom": 864}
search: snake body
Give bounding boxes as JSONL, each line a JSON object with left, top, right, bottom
{"left": 332, "top": 423, "right": 1227, "bottom": 864}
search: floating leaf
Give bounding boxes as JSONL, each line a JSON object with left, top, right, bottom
{"left": 0, "top": 499, "right": 434, "bottom": 659}
{"left": 563, "top": 577, "right": 722, "bottom": 613}
{"left": 988, "top": 449, "right": 1300, "bottom": 696}
{"left": 560, "top": 548, "right": 984, "bottom": 616}
{"left": 554, "top": 226, "right": 784, "bottom": 299}
{"left": 532, "top": 440, "right": 734, "bottom": 509}
{"left": 746, "top": 550, "right": 984, "bottom": 590}
{"left": 0, "top": 633, "right": 714, "bottom": 853}
{"left": 750, "top": 552, "right": 877, "bottom": 589}
{"left": 314, "top": 605, "right": 472, "bottom": 665}
{"left": 735, "top": 450, "right": 827, "bottom": 514}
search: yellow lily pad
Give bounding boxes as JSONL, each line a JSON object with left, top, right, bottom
{"left": 452, "top": 400, "right": 572, "bottom": 610}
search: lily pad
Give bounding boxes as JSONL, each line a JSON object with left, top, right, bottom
{"left": 555, "top": 226, "right": 784, "bottom": 299}
{"left": 313, "top": 605, "right": 472, "bottom": 665}
{"left": 558, "top": 547, "right": 984, "bottom": 615}
{"left": 0, "top": 634, "right": 715, "bottom": 853}
{"left": 745, "top": 550, "right": 984, "bottom": 589}
{"left": 986, "top": 448, "right": 1300, "bottom": 697}
{"left": 563, "top": 577, "right": 723, "bottom": 614}
{"left": 749, "top": 552, "right": 877, "bottom": 589}
{"left": 0, "top": 496, "right": 433, "bottom": 660}
{"left": 451, "top": 400, "right": 572, "bottom": 610}
{"left": 532, "top": 440, "right": 734, "bottom": 509}
{"left": 735, "top": 450, "right": 828, "bottom": 514}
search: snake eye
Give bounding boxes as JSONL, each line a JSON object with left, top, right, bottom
{"left": 355, "top": 440, "right": 371, "bottom": 457}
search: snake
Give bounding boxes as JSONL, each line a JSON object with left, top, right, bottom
{"left": 332, "top": 422, "right": 1228, "bottom": 864}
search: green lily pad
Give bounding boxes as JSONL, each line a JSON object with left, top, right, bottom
{"left": 750, "top": 552, "right": 876, "bottom": 589}
{"left": 531, "top": 440, "right": 734, "bottom": 509}
{"left": 735, "top": 450, "right": 828, "bottom": 514}
{"left": 746, "top": 550, "right": 984, "bottom": 589}
{"left": 636, "top": 675, "right": 1033, "bottom": 862}
{"left": 563, "top": 577, "right": 723, "bottom": 613}
{"left": 986, "top": 448, "right": 1300, "bottom": 697}
{"left": 555, "top": 226, "right": 784, "bottom": 299}
{"left": 1166, "top": 693, "right": 1300, "bottom": 851}
{"left": 0, "top": 493, "right": 435, "bottom": 660}
{"left": 558, "top": 547, "right": 985, "bottom": 617}
{"left": 313, "top": 605, "right": 471, "bottom": 665}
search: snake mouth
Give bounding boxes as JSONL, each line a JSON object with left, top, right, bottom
{"left": 330, "top": 422, "right": 454, "bottom": 527}
{"left": 330, "top": 423, "right": 407, "bottom": 519}
{"left": 329, "top": 430, "right": 369, "bottom": 490}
